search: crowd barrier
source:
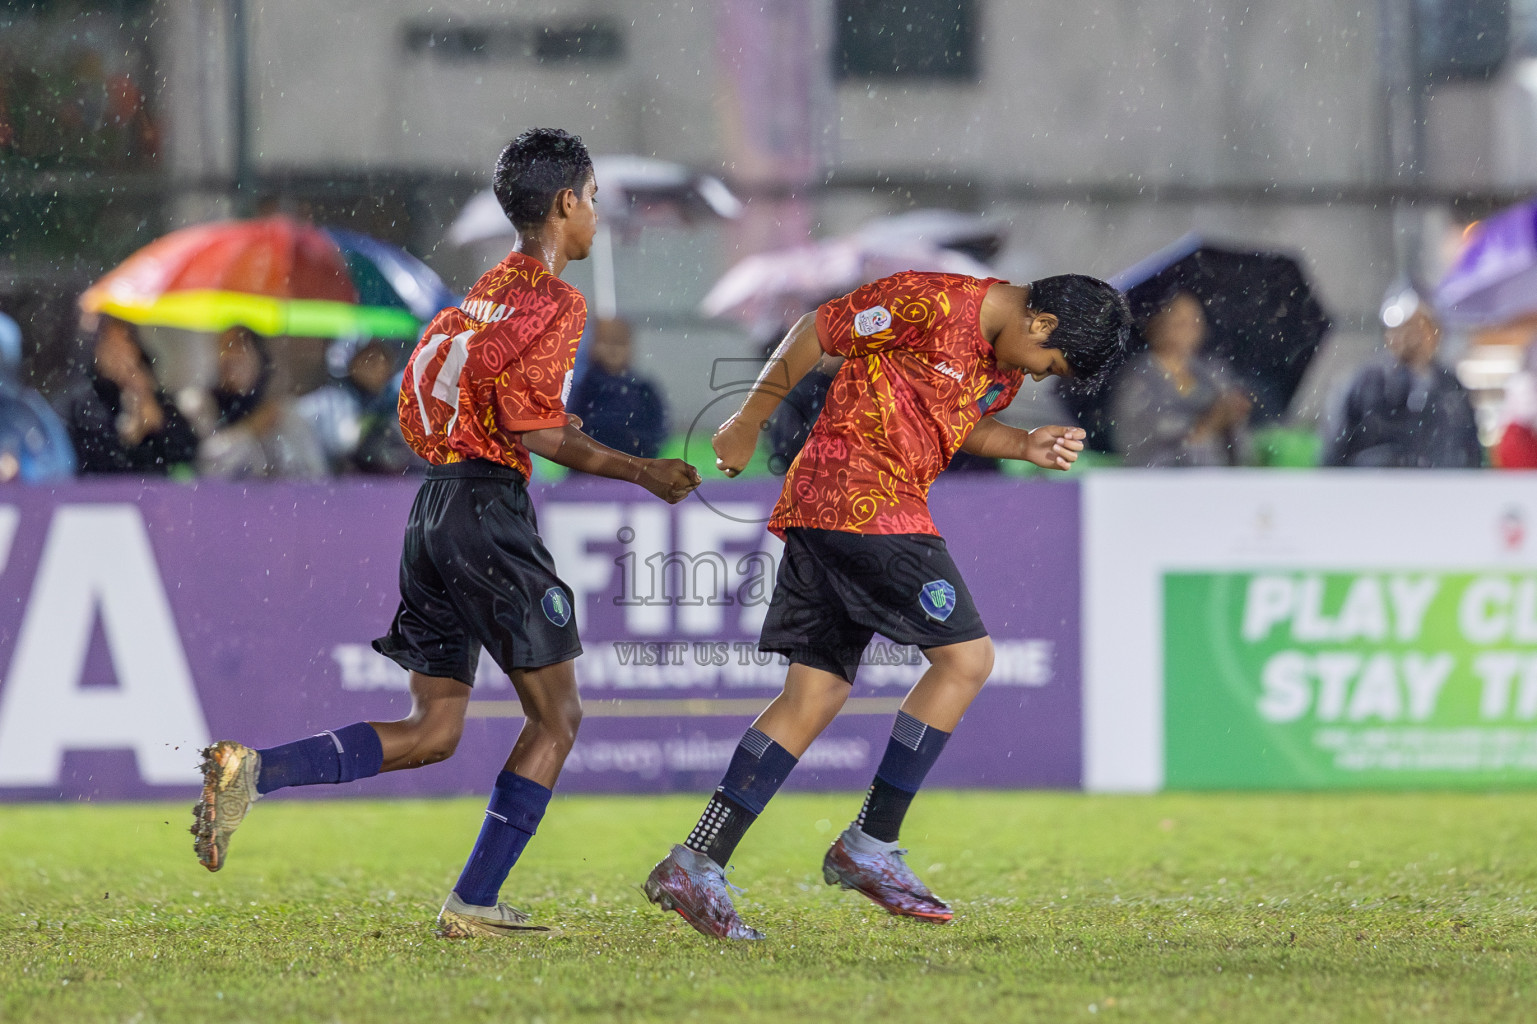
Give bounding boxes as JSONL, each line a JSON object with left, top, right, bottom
{"left": 5, "top": 470, "right": 1535, "bottom": 801}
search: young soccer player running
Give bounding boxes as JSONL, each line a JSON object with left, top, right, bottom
{"left": 644, "top": 271, "right": 1130, "bottom": 939}
{"left": 190, "top": 128, "right": 701, "bottom": 937}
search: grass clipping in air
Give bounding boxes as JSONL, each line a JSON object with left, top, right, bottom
{"left": 3, "top": 791, "right": 1536, "bottom": 1023}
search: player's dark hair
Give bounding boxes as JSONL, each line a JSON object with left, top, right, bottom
{"left": 492, "top": 128, "right": 594, "bottom": 232}
{"left": 1026, "top": 274, "right": 1132, "bottom": 394}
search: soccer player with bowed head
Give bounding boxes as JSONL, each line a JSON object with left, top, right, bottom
{"left": 645, "top": 271, "right": 1130, "bottom": 939}
{"left": 190, "top": 128, "right": 701, "bottom": 936}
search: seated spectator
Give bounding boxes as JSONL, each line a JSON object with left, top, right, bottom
{"left": 1112, "top": 289, "right": 1251, "bottom": 466}
{"left": 55, "top": 315, "right": 198, "bottom": 475}
{"left": 195, "top": 326, "right": 327, "bottom": 479}
{"left": 567, "top": 318, "right": 667, "bottom": 458}
{"left": 296, "top": 337, "right": 411, "bottom": 473}
{"left": 1321, "top": 282, "right": 1482, "bottom": 468}
{"left": 0, "top": 311, "right": 74, "bottom": 482}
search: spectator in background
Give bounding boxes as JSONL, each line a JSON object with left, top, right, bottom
{"left": 195, "top": 325, "right": 327, "bottom": 479}
{"left": 0, "top": 311, "right": 74, "bottom": 482}
{"left": 1112, "top": 289, "right": 1251, "bottom": 466}
{"left": 566, "top": 317, "right": 667, "bottom": 458}
{"left": 56, "top": 315, "right": 197, "bottom": 474}
{"left": 296, "top": 336, "right": 403, "bottom": 473}
{"left": 1321, "top": 282, "right": 1482, "bottom": 469}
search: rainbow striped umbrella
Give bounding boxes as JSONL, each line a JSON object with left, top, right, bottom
{"left": 79, "top": 216, "right": 455, "bottom": 339}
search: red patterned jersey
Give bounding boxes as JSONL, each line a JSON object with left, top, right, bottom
{"left": 398, "top": 251, "right": 586, "bottom": 478}
{"left": 767, "top": 272, "right": 1022, "bottom": 537}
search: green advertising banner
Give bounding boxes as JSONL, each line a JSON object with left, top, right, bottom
{"left": 1165, "top": 571, "right": 1537, "bottom": 788}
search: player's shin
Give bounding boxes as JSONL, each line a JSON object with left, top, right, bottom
{"left": 254, "top": 722, "right": 385, "bottom": 794}
{"left": 452, "top": 770, "right": 553, "bottom": 908}
{"left": 684, "top": 727, "right": 799, "bottom": 868}
{"left": 853, "top": 711, "right": 951, "bottom": 842}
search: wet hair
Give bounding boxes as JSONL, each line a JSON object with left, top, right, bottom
{"left": 492, "top": 128, "right": 594, "bottom": 232}
{"left": 1026, "top": 274, "right": 1132, "bottom": 394}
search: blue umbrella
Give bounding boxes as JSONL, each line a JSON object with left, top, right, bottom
{"left": 322, "top": 228, "right": 458, "bottom": 325}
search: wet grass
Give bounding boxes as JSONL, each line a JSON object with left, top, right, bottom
{"left": 3, "top": 790, "right": 1536, "bottom": 1022}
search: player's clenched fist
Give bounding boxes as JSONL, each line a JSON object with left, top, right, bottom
{"left": 712, "top": 414, "right": 758, "bottom": 477}
{"left": 1025, "top": 425, "right": 1086, "bottom": 471}
{"left": 638, "top": 458, "right": 702, "bottom": 503}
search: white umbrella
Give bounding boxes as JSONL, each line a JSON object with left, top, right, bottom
{"left": 446, "top": 155, "right": 741, "bottom": 317}
{"left": 852, "top": 209, "right": 1008, "bottom": 264}
{"left": 700, "top": 238, "right": 994, "bottom": 325}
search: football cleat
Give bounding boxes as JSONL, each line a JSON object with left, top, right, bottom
{"left": 643, "top": 844, "right": 765, "bottom": 940}
{"left": 436, "top": 891, "right": 551, "bottom": 937}
{"left": 823, "top": 826, "right": 953, "bottom": 922}
{"left": 190, "top": 740, "right": 262, "bottom": 872}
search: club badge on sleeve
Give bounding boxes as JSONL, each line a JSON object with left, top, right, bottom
{"left": 854, "top": 305, "right": 892, "bottom": 337}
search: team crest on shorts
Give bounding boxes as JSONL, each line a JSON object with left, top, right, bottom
{"left": 854, "top": 305, "right": 892, "bottom": 337}
{"left": 919, "top": 579, "right": 957, "bottom": 622}
{"left": 541, "top": 587, "right": 572, "bottom": 627}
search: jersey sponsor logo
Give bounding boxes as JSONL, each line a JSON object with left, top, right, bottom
{"left": 934, "top": 360, "right": 965, "bottom": 383}
{"left": 976, "top": 383, "right": 1005, "bottom": 414}
{"left": 919, "top": 579, "right": 958, "bottom": 622}
{"left": 853, "top": 305, "right": 892, "bottom": 337}
{"left": 541, "top": 586, "right": 573, "bottom": 627}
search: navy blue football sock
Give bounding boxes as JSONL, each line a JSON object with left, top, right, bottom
{"left": 453, "top": 771, "right": 553, "bottom": 908}
{"left": 684, "top": 728, "right": 798, "bottom": 867}
{"left": 255, "top": 722, "right": 384, "bottom": 794}
{"left": 856, "top": 711, "right": 952, "bottom": 842}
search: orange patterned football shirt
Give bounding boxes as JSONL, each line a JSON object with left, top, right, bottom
{"left": 398, "top": 251, "right": 586, "bottom": 479}
{"left": 767, "top": 271, "right": 1022, "bottom": 537}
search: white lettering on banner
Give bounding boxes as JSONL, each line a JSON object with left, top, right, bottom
{"left": 1458, "top": 576, "right": 1537, "bottom": 644}
{"left": 1256, "top": 651, "right": 1454, "bottom": 724}
{"left": 540, "top": 503, "right": 624, "bottom": 631}
{"left": 0, "top": 505, "right": 17, "bottom": 575}
{"left": 676, "top": 504, "right": 770, "bottom": 635}
{"left": 1472, "top": 653, "right": 1537, "bottom": 719}
{"left": 0, "top": 505, "right": 210, "bottom": 785}
{"left": 333, "top": 644, "right": 410, "bottom": 690}
{"left": 1241, "top": 574, "right": 1441, "bottom": 643}
{"left": 616, "top": 504, "right": 670, "bottom": 636}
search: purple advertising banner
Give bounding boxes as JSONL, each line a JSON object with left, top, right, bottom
{"left": 0, "top": 474, "right": 1080, "bottom": 801}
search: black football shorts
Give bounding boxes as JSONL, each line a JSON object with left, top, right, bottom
{"left": 373, "top": 460, "right": 582, "bottom": 685}
{"left": 759, "top": 527, "right": 987, "bottom": 683}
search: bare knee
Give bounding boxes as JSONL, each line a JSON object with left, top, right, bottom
{"left": 416, "top": 721, "right": 463, "bottom": 764}
{"left": 527, "top": 695, "right": 583, "bottom": 756}
{"left": 933, "top": 637, "right": 994, "bottom": 691}
{"left": 399, "top": 714, "right": 463, "bottom": 765}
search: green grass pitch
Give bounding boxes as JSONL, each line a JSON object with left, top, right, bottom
{"left": 4, "top": 790, "right": 1537, "bottom": 1022}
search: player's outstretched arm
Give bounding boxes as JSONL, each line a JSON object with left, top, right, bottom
{"left": 712, "top": 313, "right": 836, "bottom": 477}
{"left": 961, "top": 418, "right": 1086, "bottom": 471}
{"left": 522, "top": 423, "right": 701, "bottom": 503}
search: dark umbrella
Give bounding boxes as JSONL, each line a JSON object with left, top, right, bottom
{"left": 1066, "top": 234, "right": 1332, "bottom": 449}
